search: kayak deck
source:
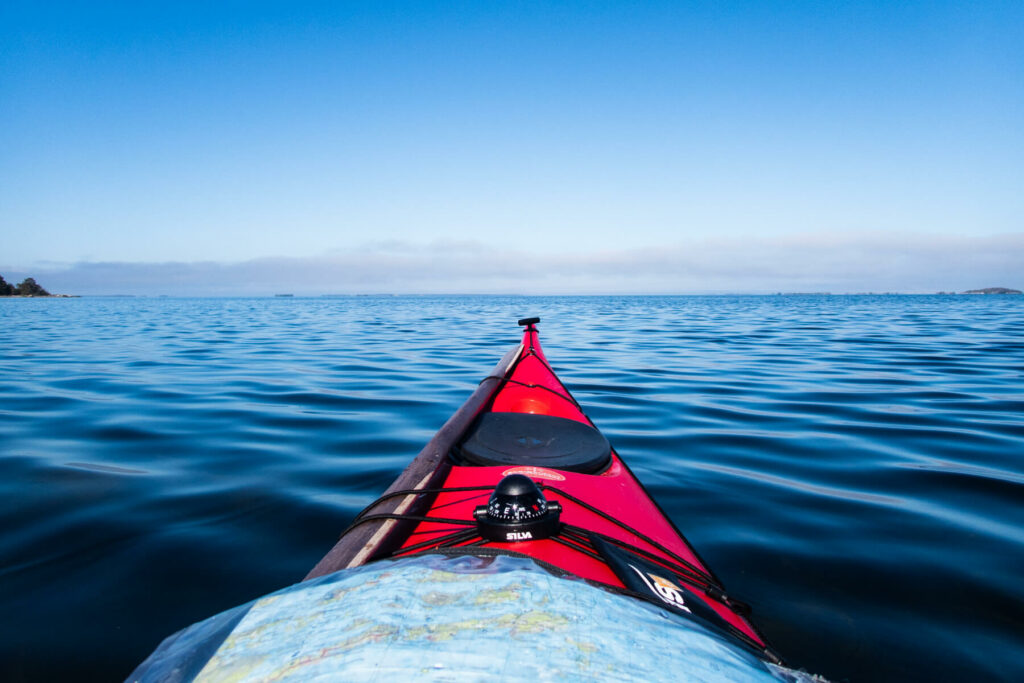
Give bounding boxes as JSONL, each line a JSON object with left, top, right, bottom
{"left": 311, "top": 320, "right": 773, "bottom": 655}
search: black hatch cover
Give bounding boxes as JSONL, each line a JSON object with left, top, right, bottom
{"left": 459, "top": 412, "right": 611, "bottom": 474}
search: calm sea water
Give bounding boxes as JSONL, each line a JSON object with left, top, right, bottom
{"left": 1, "top": 295, "right": 1022, "bottom": 682}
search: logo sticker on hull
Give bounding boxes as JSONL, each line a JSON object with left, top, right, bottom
{"left": 590, "top": 534, "right": 739, "bottom": 636}
{"left": 501, "top": 466, "right": 566, "bottom": 481}
{"left": 628, "top": 565, "right": 692, "bottom": 613}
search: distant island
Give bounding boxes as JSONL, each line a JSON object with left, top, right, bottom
{"left": 0, "top": 274, "right": 61, "bottom": 297}
{"left": 962, "top": 287, "right": 1022, "bottom": 295}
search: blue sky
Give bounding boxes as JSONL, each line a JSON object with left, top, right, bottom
{"left": 2, "top": 1, "right": 1021, "bottom": 294}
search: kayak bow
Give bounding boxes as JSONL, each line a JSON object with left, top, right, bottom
{"left": 307, "top": 317, "right": 777, "bottom": 661}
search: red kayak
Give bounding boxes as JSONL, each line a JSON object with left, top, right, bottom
{"left": 307, "top": 317, "right": 778, "bottom": 662}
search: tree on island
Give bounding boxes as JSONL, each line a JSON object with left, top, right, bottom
{"left": 16, "top": 277, "right": 50, "bottom": 296}
{"left": 962, "top": 287, "right": 1022, "bottom": 295}
{"left": 0, "top": 274, "right": 51, "bottom": 296}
